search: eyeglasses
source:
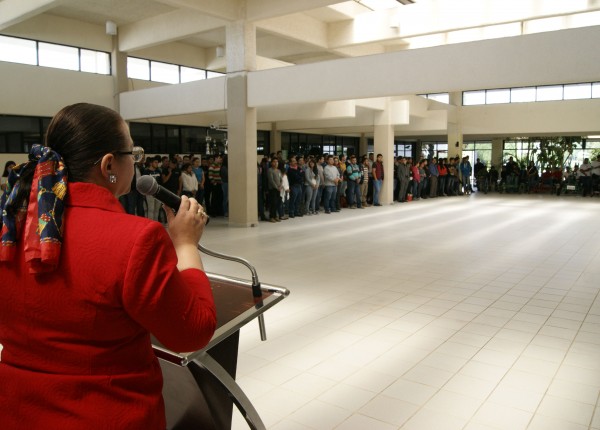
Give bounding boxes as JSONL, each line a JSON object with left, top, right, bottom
{"left": 117, "top": 146, "right": 145, "bottom": 162}
{"left": 94, "top": 146, "right": 144, "bottom": 165}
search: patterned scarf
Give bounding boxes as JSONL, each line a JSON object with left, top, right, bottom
{"left": 0, "top": 144, "right": 68, "bottom": 273}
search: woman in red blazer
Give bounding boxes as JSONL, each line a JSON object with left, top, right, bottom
{"left": 0, "top": 103, "right": 216, "bottom": 429}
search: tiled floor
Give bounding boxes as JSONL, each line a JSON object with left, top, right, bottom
{"left": 199, "top": 193, "right": 600, "bottom": 430}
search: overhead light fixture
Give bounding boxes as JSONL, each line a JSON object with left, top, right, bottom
{"left": 105, "top": 20, "right": 117, "bottom": 36}
{"left": 396, "top": 0, "right": 415, "bottom": 4}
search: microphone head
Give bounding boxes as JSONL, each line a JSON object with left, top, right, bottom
{"left": 136, "top": 175, "right": 159, "bottom": 196}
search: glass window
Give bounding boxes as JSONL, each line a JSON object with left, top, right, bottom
{"left": 421, "top": 142, "right": 447, "bottom": 160}
{"left": 428, "top": 93, "right": 449, "bottom": 104}
{"left": 180, "top": 127, "right": 205, "bottom": 154}
{"left": 0, "top": 35, "right": 37, "bottom": 65}
{"left": 166, "top": 126, "right": 180, "bottom": 151}
{"left": 536, "top": 85, "right": 563, "bottom": 101}
{"left": 80, "top": 49, "right": 110, "bottom": 75}
{"left": 464, "top": 141, "right": 493, "bottom": 168}
{"left": 463, "top": 91, "right": 485, "bottom": 106}
{"left": 152, "top": 124, "right": 167, "bottom": 154}
{"left": 129, "top": 122, "right": 152, "bottom": 152}
{"left": 7, "top": 133, "right": 23, "bottom": 153}
{"left": 511, "top": 87, "right": 536, "bottom": 103}
{"left": 181, "top": 66, "right": 206, "bottom": 83}
{"left": 564, "top": 83, "right": 592, "bottom": 100}
{"left": 322, "top": 145, "right": 336, "bottom": 155}
{"left": 127, "top": 57, "right": 150, "bottom": 80}
{"left": 207, "top": 70, "right": 225, "bottom": 79}
{"left": 486, "top": 89, "right": 510, "bottom": 104}
{"left": 38, "top": 42, "right": 79, "bottom": 71}
{"left": 394, "top": 143, "right": 413, "bottom": 158}
{"left": 151, "top": 61, "right": 179, "bottom": 84}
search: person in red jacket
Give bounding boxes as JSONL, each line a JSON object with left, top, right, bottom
{"left": 0, "top": 103, "right": 216, "bottom": 430}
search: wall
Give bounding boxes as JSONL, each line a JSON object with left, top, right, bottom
{"left": 0, "top": 62, "right": 115, "bottom": 117}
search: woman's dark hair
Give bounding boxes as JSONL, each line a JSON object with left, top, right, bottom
{"left": 7, "top": 103, "right": 128, "bottom": 216}
{"left": 308, "top": 159, "right": 318, "bottom": 175}
{"left": 46, "top": 103, "right": 128, "bottom": 182}
{"left": 182, "top": 162, "right": 192, "bottom": 171}
{"left": 3, "top": 161, "right": 16, "bottom": 178}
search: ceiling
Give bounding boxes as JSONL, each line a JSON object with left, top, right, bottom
{"left": 2, "top": 0, "right": 600, "bottom": 138}
{"left": 4, "top": 0, "right": 597, "bottom": 67}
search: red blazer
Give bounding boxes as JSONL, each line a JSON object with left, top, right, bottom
{"left": 0, "top": 182, "right": 216, "bottom": 430}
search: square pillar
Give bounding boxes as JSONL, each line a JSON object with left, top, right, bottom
{"left": 374, "top": 101, "right": 395, "bottom": 205}
{"left": 226, "top": 21, "right": 258, "bottom": 227}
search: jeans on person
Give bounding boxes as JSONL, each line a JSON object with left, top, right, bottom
{"left": 412, "top": 179, "right": 419, "bottom": 198}
{"left": 195, "top": 187, "right": 205, "bottom": 207}
{"left": 289, "top": 183, "right": 302, "bottom": 216}
{"left": 268, "top": 188, "right": 280, "bottom": 219}
{"left": 316, "top": 186, "right": 324, "bottom": 212}
{"left": 438, "top": 175, "right": 446, "bottom": 195}
{"left": 222, "top": 182, "right": 229, "bottom": 216}
{"left": 347, "top": 180, "right": 362, "bottom": 207}
{"left": 258, "top": 186, "right": 266, "bottom": 219}
{"left": 373, "top": 179, "right": 382, "bottom": 205}
{"left": 146, "top": 195, "right": 161, "bottom": 221}
{"left": 323, "top": 186, "right": 337, "bottom": 212}
{"left": 304, "top": 185, "right": 316, "bottom": 213}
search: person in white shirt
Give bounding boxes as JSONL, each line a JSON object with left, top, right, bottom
{"left": 323, "top": 155, "right": 342, "bottom": 214}
{"left": 179, "top": 163, "right": 198, "bottom": 198}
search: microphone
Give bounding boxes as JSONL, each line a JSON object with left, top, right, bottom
{"left": 136, "top": 176, "right": 209, "bottom": 224}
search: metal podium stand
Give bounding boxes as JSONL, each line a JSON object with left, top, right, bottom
{"left": 152, "top": 272, "right": 289, "bottom": 430}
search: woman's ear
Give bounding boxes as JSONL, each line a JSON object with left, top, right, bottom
{"left": 99, "top": 154, "right": 116, "bottom": 183}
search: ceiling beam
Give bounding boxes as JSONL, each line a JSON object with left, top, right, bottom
{"left": 156, "top": 0, "right": 242, "bottom": 21}
{"left": 0, "top": 0, "right": 59, "bottom": 31}
{"left": 247, "top": 0, "right": 341, "bottom": 22}
{"left": 249, "top": 26, "right": 600, "bottom": 106}
{"left": 329, "top": 0, "right": 600, "bottom": 49}
{"left": 258, "top": 13, "right": 328, "bottom": 50}
{"left": 119, "top": 9, "right": 227, "bottom": 52}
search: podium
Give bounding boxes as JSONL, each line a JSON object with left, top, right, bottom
{"left": 152, "top": 272, "right": 289, "bottom": 430}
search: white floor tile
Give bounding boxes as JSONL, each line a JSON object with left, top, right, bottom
{"left": 471, "top": 402, "right": 533, "bottom": 430}
{"left": 535, "top": 394, "right": 595, "bottom": 426}
{"left": 335, "top": 414, "right": 397, "bottom": 430}
{"left": 381, "top": 378, "right": 438, "bottom": 406}
{"left": 359, "top": 395, "right": 419, "bottom": 427}
{"left": 202, "top": 195, "right": 600, "bottom": 430}
{"left": 287, "top": 399, "right": 352, "bottom": 429}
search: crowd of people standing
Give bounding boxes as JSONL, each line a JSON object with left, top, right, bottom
{"left": 259, "top": 152, "right": 476, "bottom": 222}
{"left": 112, "top": 149, "right": 600, "bottom": 223}
{"left": 119, "top": 153, "right": 229, "bottom": 221}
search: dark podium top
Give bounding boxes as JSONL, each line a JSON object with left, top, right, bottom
{"left": 152, "top": 272, "right": 289, "bottom": 366}
{"left": 152, "top": 272, "right": 289, "bottom": 430}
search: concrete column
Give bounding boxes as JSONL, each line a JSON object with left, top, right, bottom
{"left": 111, "top": 36, "right": 128, "bottom": 112}
{"left": 447, "top": 92, "right": 463, "bottom": 160}
{"left": 491, "top": 137, "right": 504, "bottom": 168}
{"left": 359, "top": 133, "right": 368, "bottom": 156}
{"left": 226, "top": 20, "right": 258, "bottom": 227}
{"left": 373, "top": 100, "right": 395, "bottom": 205}
{"left": 270, "top": 123, "right": 281, "bottom": 154}
{"left": 447, "top": 122, "right": 463, "bottom": 160}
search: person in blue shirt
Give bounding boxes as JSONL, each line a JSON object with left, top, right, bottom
{"left": 428, "top": 157, "right": 439, "bottom": 198}
{"left": 192, "top": 156, "right": 205, "bottom": 206}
